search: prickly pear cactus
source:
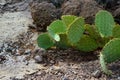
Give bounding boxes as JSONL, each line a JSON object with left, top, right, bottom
{"left": 100, "top": 38, "right": 120, "bottom": 74}
{"left": 67, "top": 17, "right": 85, "bottom": 43}
{"left": 37, "top": 33, "right": 54, "bottom": 49}
{"left": 95, "top": 10, "right": 115, "bottom": 37}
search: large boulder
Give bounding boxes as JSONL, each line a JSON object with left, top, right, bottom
{"left": 30, "top": 2, "right": 57, "bottom": 31}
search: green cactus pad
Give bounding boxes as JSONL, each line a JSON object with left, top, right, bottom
{"left": 84, "top": 24, "right": 110, "bottom": 48}
{"left": 61, "top": 15, "right": 77, "bottom": 27}
{"left": 113, "top": 25, "right": 120, "bottom": 38}
{"left": 75, "top": 35, "right": 98, "bottom": 52}
{"left": 100, "top": 38, "right": 120, "bottom": 74}
{"left": 95, "top": 10, "right": 115, "bottom": 37}
{"left": 47, "top": 20, "right": 67, "bottom": 41}
{"left": 37, "top": 33, "right": 54, "bottom": 49}
{"left": 67, "top": 17, "right": 85, "bottom": 43}
{"left": 101, "top": 38, "right": 120, "bottom": 63}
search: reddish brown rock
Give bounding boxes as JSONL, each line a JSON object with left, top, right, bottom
{"left": 62, "top": 0, "right": 102, "bottom": 24}
{"left": 80, "top": 0, "right": 102, "bottom": 23}
{"left": 62, "top": 0, "right": 82, "bottom": 16}
{"left": 30, "top": 2, "right": 57, "bottom": 31}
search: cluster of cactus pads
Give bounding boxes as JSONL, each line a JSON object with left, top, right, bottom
{"left": 37, "top": 10, "right": 120, "bottom": 75}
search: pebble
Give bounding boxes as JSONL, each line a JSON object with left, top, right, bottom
{"left": 15, "top": 52, "right": 20, "bottom": 56}
{"left": 43, "top": 63, "right": 48, "bottom": 67}
{"left": 48, "top": 50, "right": 55, "bottom": 53}
{"left": 50, "top": 60, "right": 55, "bottom": 64}
{"left": 34, "top": 55, "right": 43, "bottom": 63}
{"left": 0, "top": 55, "right": 6, "bottom": 63}
{"left": 62, "top": 77, "right": 69, "bottom": 80}
{"left": 15, "top": 49, "right": 21, "bottom": 56}
{"left": 118, "top": 77, "right": 120, "bottom": 80}
{"left": 92, "top": 70, "right": 101, "bottom": 78}
{"left": 5, "top": 47, "right": 13, "bottom": 52}
{"left": 12, "top": 49, "right": 16, "bottom": 54}
{"left": 24, "top": 49, "right": 31, "bottom": 55}
{"left": 36, "top": 71, "right": 46, "bottom": 76}
{"left": 72, "top": 70, "right": 77, "bottom": 75}
{"left": 0, "top": 0, "right": 7, "bottom": 5}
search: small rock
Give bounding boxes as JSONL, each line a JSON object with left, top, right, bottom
{"left": 43, "top": 63, "right": 48, "bottom": 67}
{"left": 15, "top": 49, "right": 21, "bottom": 56}
{"left": 48, "top": 50, "right": 55, "bottom": 53}
{"left": 15, "top": 52, "right": 21, "bottom": 56}
{"left": 34, "top": 55, "right": 43, "bottom": 63}
{"left": 0, "top": 0, "right": 7, "bottom": 5}
{"left": 92, "top": 70, "right": 101, "bottom": 78}
{"left": 12, "top": 49, "right": 16, "bottom": 54}
{"left": 0, "top": 55, "right": 6, "bottom": 64}
{"left": 3, "top": 43, "right": 8, "bottom": 48}
{"left": 5, "top": 47, "right": 13, "bottom": 52}
{"left": 24, "top": 49, "right": 31, "bottom": 55}
{"left": 50, "top": 60, "right": 55, "bottom": 64}
{"left": 36, "top": 71, "right": 46, "bottom": 76}
{"left": 118, "top": 77, "right": 120, "bottom": 80}
{"left": 62, "top": 77, "right": 69, "bottom": 80}
{"left": 72, "top": 70, "right": 77, "bottom": 75}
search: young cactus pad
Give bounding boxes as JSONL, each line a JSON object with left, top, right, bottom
{"left": 67, "top": 17, "right": 85, "bottom": 43}
{"left": 95, "top": 10, "right": 115, "bottom": 37}
{"left": 100, "top": 38, "right": 120, "bottom": 74}
{"left": 47, "top": 20, "right": 67, "bottom": 41}
{"left": 37, "top": 33, "right": 54, "bottom": 49}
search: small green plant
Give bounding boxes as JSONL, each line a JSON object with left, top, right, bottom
{"left": 37, "top": 10, "right": 120, "bottom": 75}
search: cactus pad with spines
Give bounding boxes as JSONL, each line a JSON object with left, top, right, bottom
{"left": 95, "top": 10, "right": 115, "bottom": 37}
{"left": 62, "top": 15, "right": 77, "bottom": 27}
{"left": 67, "top": 17, "right": 85, "bottom": 43}
{"left": 37, "top": 33, "right": 54, "bottom": 49}
{"left": 75, "top": 35, "right": 98, "bottom": 52}
{"left": 47, "top": 20, "right": 67, "bottom": 41}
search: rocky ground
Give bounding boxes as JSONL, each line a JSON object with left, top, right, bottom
{"left": 0, "top": 0, "right": 120, "bottom": 80}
